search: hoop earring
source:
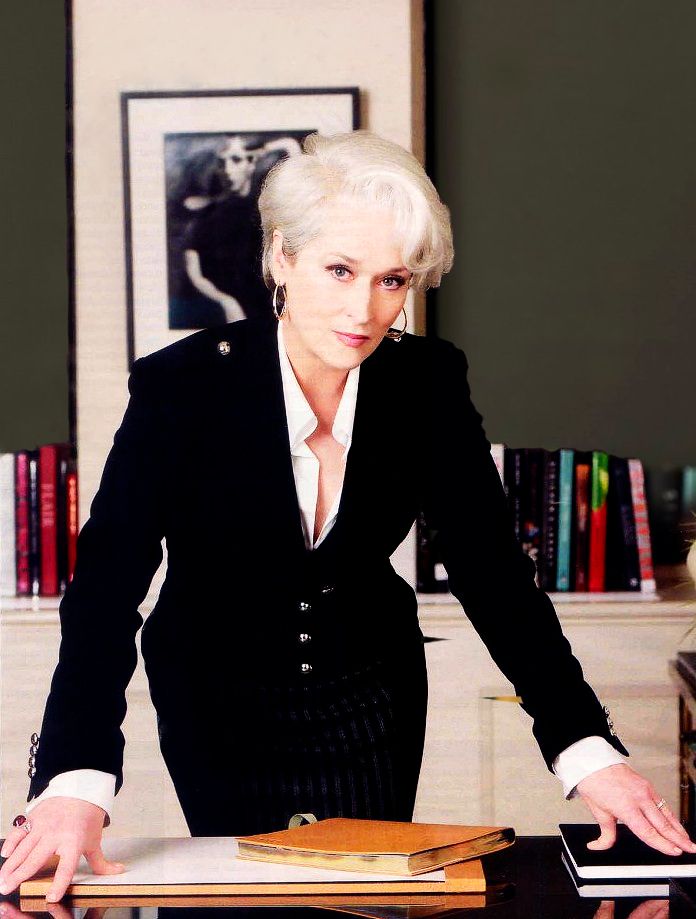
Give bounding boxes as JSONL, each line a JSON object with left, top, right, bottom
{"left": 385, "top": 307, "right": 408, "bottom": 342}
{"left": 272, "top": 284, "right": 288, "bottom": 320}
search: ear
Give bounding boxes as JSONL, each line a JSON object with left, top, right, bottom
{"left": 271, "top": 229, "right": 289, "bottom": 284}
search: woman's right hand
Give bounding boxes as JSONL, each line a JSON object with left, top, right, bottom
{"left": 0, "top": 798, "right": 125, "bottom": 901}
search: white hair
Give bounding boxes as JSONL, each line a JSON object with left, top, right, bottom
{"left": 257, "top": 130, "right": 454, "bottom": 292}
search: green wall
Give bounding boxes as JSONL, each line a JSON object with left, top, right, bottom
{"left": 0, "top": 2, "right": 69, "bottom": 453}
{"left": 430, "top": 0, "right": 696, "bottom": 467}
{"left": 2, "top": 2, "right": 695, "bottom": 468}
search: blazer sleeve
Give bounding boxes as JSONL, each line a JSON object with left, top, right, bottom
{"left": 420, "top": 339, "right": 629, "bottom": 770}
{"left": 28, "top": 357, "right": 166, "bottom": 802}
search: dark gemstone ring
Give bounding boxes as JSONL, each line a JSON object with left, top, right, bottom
{"left": 12, "top": 814, "right": 31, "bottom": 832}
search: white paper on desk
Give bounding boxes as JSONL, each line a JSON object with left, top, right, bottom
{"left": 72, "top": 838, "right": 447, "bottom": 886}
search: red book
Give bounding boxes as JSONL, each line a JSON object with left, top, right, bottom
{"left": 39, "top": 444, "right": 60, "bottom": 596}
{"left": 628, "top": 458, "right": 656, "bottom": 593}
{"left": 14, "top": 451, "right": 31, "bottom": 596}
{"left": 66, "top": 462, "right": 79, "bottom": 583}
{"left": 589, "top": 451, "right": 609, "bottom": 592}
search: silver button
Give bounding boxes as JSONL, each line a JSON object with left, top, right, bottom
{"left": 300, "top": 663, "right": 313, "bottom": 673}
{"left": 298, "top": 601, "right": 311, "bottom": 612}
{"left": 298, "top": 633, "right": 311, "bottom": 644}
{"left": 29, "top": 743, "right": 38, "bottom": 756}
{"left": 28, "top": 766, "right": 36, "bottom": 778}
{"left": 217, "top": 341, "right": 231, "bottom": 355}
{"left": 603, "top": 705, "right": 617, "bottom": 736}
{"left": 320, "top": 585, "right": 335, "bottom": 595}
{"left": 28, "top": 755, "right": 36, "bottom": 768}
{"left": 31, "top": 733, "right": 40, "bottom": 746}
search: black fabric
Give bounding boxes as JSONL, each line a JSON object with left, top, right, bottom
{"left": 28, "top": 313, "right": 627, "bottom": 813}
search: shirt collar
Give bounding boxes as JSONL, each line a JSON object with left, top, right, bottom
{"left": 277, "top": 321, "right": 360, "bottom": 453}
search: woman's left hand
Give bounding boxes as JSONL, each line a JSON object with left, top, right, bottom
{"left": 576, "top": 763, "right": 696, "bottom": 854}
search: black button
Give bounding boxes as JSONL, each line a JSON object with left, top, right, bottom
{"left": 298, "top": 601, "right": 311, "bottom": 612}
{"left": 320, "top": 585, "right": 335, "bottom": 595}
{"left": 300, "top": 663, "right": 313, "bottom": 674}
{"left": 298, "top": 633, "right": 311, "bottom": 644}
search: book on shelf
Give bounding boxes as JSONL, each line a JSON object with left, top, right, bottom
{"left": 560, "top": 822, "right": 696, "bottom": 898}
{"left": 417, "top": 443, "right": 662, "bottom": 600}
{"left": 236, "top": 818, "right": 515, "bottom": 876}
{"left": 0, "top": 443, "right": 76, "bottom": 601}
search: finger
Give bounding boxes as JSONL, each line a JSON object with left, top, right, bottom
{"left": 0, "top": 827, "right": 30, "bottom": 860}
{"left": 46, "top": 900, "right": 77, "bottom": 919}
{"left": 652, "top": 803, "right": 696, "bottom": 851}
{"left": 84, "top": 846, "right": 126, "bottom": 876}
{"left": 0, "top": 841, "right": 56, "bottom": 896}
{"left": 584, "top": 803, "right": 617, "bottom": 850}
{"left": 631, "top": 900, "right": 669, "bottom": 919}
{"left": 592, "top": 901, "right": 614, "bottom": 919}
{"left": 0, "top": 833, "right": 43, "bottom": 889}
{"left": 624, "top": 810, "right": 683, "bottom": 856}
{"left": 46, "top": 850, "right": 80, "bottom": 903}
{"left": 642, "top": 803, "right": 695, "bottom": 852}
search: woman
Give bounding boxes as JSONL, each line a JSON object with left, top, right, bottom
{"left": 0, "top": 130, "right": 692, "bottom": 902}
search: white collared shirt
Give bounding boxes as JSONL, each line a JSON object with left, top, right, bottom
{"left": 277, "top": 321, "right": 359, "bottom": 549}
{"left": 26, "top": 325, "right": 625, "bottom": 820}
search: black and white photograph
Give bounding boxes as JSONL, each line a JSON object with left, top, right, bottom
{"left": 165, "top": 130, "right": 307, "bottom": 329}
{"left": 122, "top": 87, "right": 359, "bottom": 364}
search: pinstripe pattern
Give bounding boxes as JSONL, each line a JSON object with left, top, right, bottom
{"left": 159, "top": 662, "right": 424, "bottom": 837}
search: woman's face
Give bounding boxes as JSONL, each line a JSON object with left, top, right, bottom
{"left": 272, "top": 197, "right": 412, "bottom": 376}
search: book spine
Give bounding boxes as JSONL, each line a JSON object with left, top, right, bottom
{"left": 14, "top": 451, "right": 31, "bottom": 596}
{"left": 504, "top": 448, "right": 523, "bottom": 544}
{"left": 67, "top": 461, "right": 79, "bottom": 584}
{"left": 39, "top": 444, "right": 59, "bottom": 596}
{"left": 628, "top": 458, "right": 656, "bottom": 592}
{"left": 540, "top": 451, "right": 559, "bottom": 591}
{"left": 521, "top": 449, "right": 543, "bottom": 575}
{"left": 589, "top": 451, "right": 609, "bottom": 592}
{"left": 28, "top": 450, "right": 41, "bottom": 596}
{"left": 56, "top": 447, "right": 69, "bottom": 594}
{"left": 556, "top": 449, "right": 574, "bottom": 591}
{"left": 574, "top": 457, "right": 591, "bottom": 591}
{"left": 606, "top": 456, "right": 641, "bottom": 591}
{"left": 0, "top": 453, "right": 17, "bottom": 597}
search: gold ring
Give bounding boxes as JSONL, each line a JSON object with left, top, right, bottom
{"left": 655, "top": 798, "right": 667, "bottom": 810}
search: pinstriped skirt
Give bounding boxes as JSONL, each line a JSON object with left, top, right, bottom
{"left": 158, "top": 659, "right": 428, "bottom": 837}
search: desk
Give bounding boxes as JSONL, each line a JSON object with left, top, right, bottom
{"left": 0, "top": 837, "right": 680, "bottom": 918}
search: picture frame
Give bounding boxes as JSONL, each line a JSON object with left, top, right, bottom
{"left": 121, "top": 87, "right": 360, "bottom": 366}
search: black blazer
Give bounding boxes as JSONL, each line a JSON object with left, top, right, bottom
{"left": 28, "top": 314, "right": 627, "bottom": 803}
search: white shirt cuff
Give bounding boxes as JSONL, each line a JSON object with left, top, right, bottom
{"left": 553, "top": 735, "right": 628, "bottom": 799}
{"left": 26, "top": 769, "right": 117, "bottom": 824}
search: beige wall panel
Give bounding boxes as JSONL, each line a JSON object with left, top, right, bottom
{"left": 72, "top": 0, "right": 424, "bottom": 600}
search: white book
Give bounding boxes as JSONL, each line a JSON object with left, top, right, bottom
{"left": 0, "top": 453, "right": 16, "bottom": 597}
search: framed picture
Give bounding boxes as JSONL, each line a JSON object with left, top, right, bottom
{"left": 121, "top": 87, "right": 360, "bottom": 366}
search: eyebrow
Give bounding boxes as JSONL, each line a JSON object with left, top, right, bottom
{"left": 328, "top": 253, "right": 410, "bottom": 273}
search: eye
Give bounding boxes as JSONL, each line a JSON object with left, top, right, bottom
{"left": 328, "top": 264, "right": 352, "bottom": 280}
{"left": 381, "top": 275, "right": 407, "bottom": 290}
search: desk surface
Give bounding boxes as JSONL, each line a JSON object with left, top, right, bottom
{"left": 1, "top": 836, "right": 684, "bottom": 917}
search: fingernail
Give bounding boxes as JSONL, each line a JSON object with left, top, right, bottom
{"left": 46, "top": 892, "right": 58, "bottom": 903}
{"left": 673, "top": 847, "right": 682, "bottom": 856}
{"left": 0, "top": 846, "right": 7, "bottom": 858}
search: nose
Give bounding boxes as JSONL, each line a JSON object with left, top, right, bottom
{"left": 345, "top": 279, "right": 374, "bottom": 326}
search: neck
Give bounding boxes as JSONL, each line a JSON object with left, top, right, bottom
{"left": 281, "top": 323, "right": 349, "bottom": 429}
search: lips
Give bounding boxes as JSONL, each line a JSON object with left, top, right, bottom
{"left": 334, "top": 331, "right": 370, "bottom": 348}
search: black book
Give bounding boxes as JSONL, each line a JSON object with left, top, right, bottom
{"left": 520, "top": 448, "right": 544, "bottom": 572}
{"left": 562, "top": 850, "right": 668, "bottom": 898}
{"left": 606, "top": 455, "right": 641, "bottom": 591}
{"left": 539, "top": 450, "right": 560, "bottom": 591}
{"left": 560, "top": 823, "right": 696, "bottom": 879}
{"left": 503, "top": 447, "right": 523, "bottom": 545}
